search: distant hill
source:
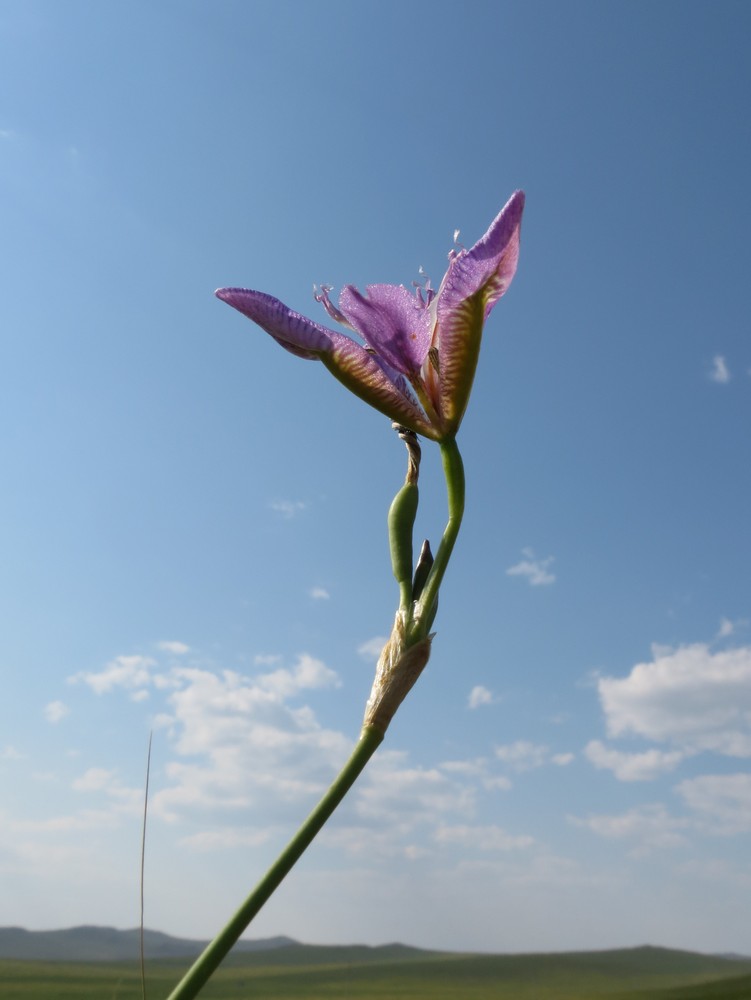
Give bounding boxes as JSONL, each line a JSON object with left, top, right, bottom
{"left": 3, "top": 934, "right": 751, "bottom": 1000}
{"left": 0, "top": 925, "right": 297, "bottom": 962}
{"left": 1, "top": 928, "right": 750, "bottom": 989}
{"left": 3, "top": 933, "right": 751, "bottom": 1000}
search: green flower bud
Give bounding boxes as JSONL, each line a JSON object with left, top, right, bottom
{"left": 388, "top": 479, "right": 419, "bottom": 600}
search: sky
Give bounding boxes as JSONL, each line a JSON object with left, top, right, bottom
{"left": 1, "top": 0, "right": 750, "bottom": 958}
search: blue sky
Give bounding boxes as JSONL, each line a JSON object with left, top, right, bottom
{"left": 1, "top": 0, "right": 751, "bottom": 956}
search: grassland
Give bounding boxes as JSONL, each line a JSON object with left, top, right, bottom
{"left": 1, "top": 944, "right": 750, "bottom": 999}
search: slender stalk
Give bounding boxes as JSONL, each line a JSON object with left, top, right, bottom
{"left": 411, "top": 437, "right": 465, "bottom": 639}
{"left": 141, "top": 731, "right": 153, "bottom": 1000}
{"left": 165, "top": 725, "right": 384, "bottom": 1000}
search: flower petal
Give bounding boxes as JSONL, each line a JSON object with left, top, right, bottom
{"left": 338, "top": 284, "right": 433, "bottom": 376}
{"left": 437, "top": 190, "right": 525, "bottom": 322}
{"left": 215, "top": 287, "right": 436, "bottom": 438}
{"left": 432, "top": 290, "right": 486, "bottom": 435}
{"left": 434, "top": 191, "right": 525, "bottom": 434}
{"left": 215, "top": 288, "right": 335, "bottom": 359}
{"left": 322, "top": 332, "right": 438, "bottom": 439}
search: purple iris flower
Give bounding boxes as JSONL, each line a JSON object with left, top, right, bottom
{"left": 216, "top": 191, "right": 524, "bottom": 441}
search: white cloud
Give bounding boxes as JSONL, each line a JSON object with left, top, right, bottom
{"left": 256, "top": 654, "right": 340, "bottom": 699}
{"left": 571, "top": 804, "right": 690, "bottom": 853}
{"left": 269, "top": 499, "right": 307, "bottom": 518}
{"left": 483, "top": 775, "right": 514, "bottom": 791}
{"left": 309, "top": 586, "right": 330, "bottom": 600}
{"left": 357, "top": 636, "right": 387, "bottom": 661}
{"left": 676, "top": 773, "right": 751, "bottom": 835}
{"left": 709, "top": 354, "right": 730, "bottom": 383}
{"left": 149, "top": 656, "right": 349, "bottom": 824}
{"left": 676, "top": 857, "right": 751, "bottom": 889}
{"left": 438, "top": 757, "right": 513, "bottom": 791}
{"left": 178, "top": 828, "right": 271, "bottom": 852}
{"left": 495, "top": 740, "right": 549, "bottom": 771}
{"left": 551, "top": 753, "right": 575, "bottom": 766}
{"left": 1, "top": 745, "right": 24, "bottom": 760}
{"left": 43, "top": 700, "right": 69, "bottom": 723}
{"left": 584, "top": 740, "right": 684, "bottom": 781}
{"left": 5, "top": 809, "right": 121, "bottom": 836}
{"left": 71, "top": 768, "right": 143, "bottom": 810}
{"left": 434, "top": 823, "right": 534, "bottom": 852}
{"left": 716, "top": 617, "right": 747, "bottom": 640}
{"left": 355, "top": 750, "right": 476, "bottom": 826}
{"left": 455, "top": 853, "right": 610, "bottom": 891}
{"left": 157, "top": 641, "right": 190, "bottom": 655}
{"left": 67, "top": 647, "right": 349, "bottom": 829}
{"left": 596, "top": 643, "right": 751, "bottom": 756}
{"left": 468, "top": 685, "right": 495, "bottom": 709}
{"left": 68, "top": 654, "right": 158, "bottom": 694}
{"left": 439, "top": 758, "right": 487, "bottom": 776}
{"left": 318, "top": 820, "right": 437, "bottom": 862}
{"left": 506, "top": 548, "right": 556, "bottom": 586}
{"left": 72, "top": 768, "right": 115, "bottom": 793}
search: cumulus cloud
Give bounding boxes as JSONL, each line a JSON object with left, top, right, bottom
{"left": 256, "top": 654, "right": 340, "bottom": 699}
{"left": 309, "top": 586, "right": 330, "bottom": 600}
{"left": 495, "top": 741, "right": 549, "bottom": 771}
{"left": 439, "top": 757, "right": 513, "bottom": 792}
{"left": 179, "top": 828, "right": 271, "bottom": 852}
{"left": 709, "top": 355, "right": 730, "bottom": 383}
{"left": 157, "top": 641, "right": 190, "bottom": 655}
{"left": 483, "top": 775, "right": 514, "bottom": 791}
{"left": 150, "top": 655, "right": 347, "bottom": 825}
{"left": 571, "top": 804, "right": 690, "bottom": 853}
{"left": 65, "top": 645, "right": 546, "bottom": 866}
{"left": 67, "top": 646, "right": 349, "bottom": 832}
{"left": 6, "top": 809, "right": 121, "bottom": 836}
{"left": 676, "top": 773, "right": 751, "bottom": 835}
{"left": 355, "top": 750, "right": 476, "bottom": 826}
{"left": 434, "top": 823, "right": 534, "bottom": 852}
{"left": 357, "top": 636, "right": 387, "bottom": 661}
{"left": 596, "top": 643, "right": 751, "bottom": 756}
{"left": 716, "top": 617, "right": 747, "bottom": 640}
{"left": 68, "top": 654, "right": 158, "bottom": 695}
{"left": 269, "top": 499, "right": 307, "bottom": 518}
{"left": 468, "top": 685, "right": 495, "bottom": 709}
{"left": 43, "top": 701, "right": 69, "bottom": 724}
{"left": 317, "top": 822, "right": 428, "bottom": 861}
{"left": 72, "top": 768, "right": 116, "bottom": 793}
{"left": 254, "top": 653, "right": 283, "bottom": 666}
{"left": 71, "top": 768, "right": 143, "bottom": 811}
{"left": 506, "top": 548, "right": 556, "bottom": 586}
{"left": 584, "top": 740, "right": 685, "bottom": 781}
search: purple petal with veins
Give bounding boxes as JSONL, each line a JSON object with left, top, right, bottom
{"left": 216, "top": 191, "right": 524, "bottom": 441}
{"left": 338, "top": 284, "right": 433, "bottom": 376}
{"left": 214, "top": 286, "right": 436, "bottom": 437}
{"left": 433, "top": 191, "right": 525, "bottom": 432}
{"left": 437, "top": 190, "right": 524, "bottom": 324}
{"left": 215, "top": 288, "right": 333, "bottom": 360}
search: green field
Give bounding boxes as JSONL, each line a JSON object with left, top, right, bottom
{"left": 2, "top": 944, "right": 751, "bottom": 999}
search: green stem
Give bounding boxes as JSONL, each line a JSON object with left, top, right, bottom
{"left": 165, "top": 725, "right": 384, "bottom": 1000}
{"left": 411, "top": 437, "right": 465, "bottom": 640}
